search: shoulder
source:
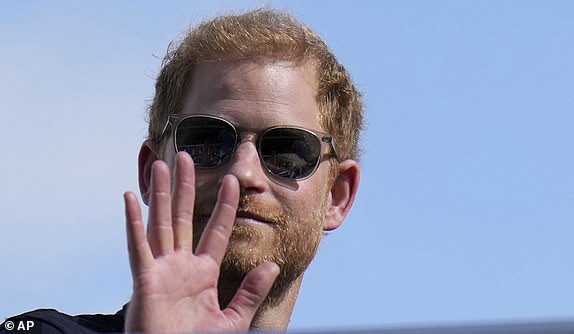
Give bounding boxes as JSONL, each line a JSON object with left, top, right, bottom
{"left": 1, "top": 307, "right": 125, "bottom": 334}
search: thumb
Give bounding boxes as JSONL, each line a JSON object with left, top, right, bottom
{"left": 222, "top": 262, "right": 280, "bottom": 327}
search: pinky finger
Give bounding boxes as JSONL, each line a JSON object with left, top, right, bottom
{"left": 124, "top": 192, "right": 154, "bottom": 273}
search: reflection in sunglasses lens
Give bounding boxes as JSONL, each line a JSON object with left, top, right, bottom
{"left": 260, "top": 128, "right": 321, "bottom": 179}
{"left": 176, "top": 118, "right": 236, "bottom": 167}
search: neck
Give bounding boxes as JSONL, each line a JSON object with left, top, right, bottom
{"left": 219, "top": 275, "right": 304, "bottom": 331}
{"left": 251, "top": 275, "right": 303, "bottom": 329}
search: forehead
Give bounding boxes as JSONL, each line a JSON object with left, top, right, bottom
{"left": 181, "top": 59, "right": 322, "bottom": 131}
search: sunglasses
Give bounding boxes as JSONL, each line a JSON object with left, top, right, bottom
{"left": 160, "top": 114, "right": 337, "bottom": 180}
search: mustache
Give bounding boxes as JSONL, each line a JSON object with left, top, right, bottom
{"left": 194, "top": 194, "right": 290, "bottom": 226}
{"left": 236, "top": 195, "right": 289, "bottom": 226}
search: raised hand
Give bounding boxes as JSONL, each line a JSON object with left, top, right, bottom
{"left": 123, "top": 152, "right": 279, "bottom": 333}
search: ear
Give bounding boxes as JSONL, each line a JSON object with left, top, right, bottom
{"left": 138, "top": 140, "right": 160, "bottom": 206}
{"left": 324, "top": 159, "right": 360, "bottom": 231}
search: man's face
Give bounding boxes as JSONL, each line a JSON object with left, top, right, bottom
{"left": 161, "top": 59, "right": 333, "bottom": 303}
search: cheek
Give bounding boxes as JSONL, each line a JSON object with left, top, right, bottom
{"left": 194, "top": 170, "right": 224, "bottom": 205}
{"left": 196, "top": 175, "right": 218, "bottom": 194}
{"left": 161, "top": 145, "right": 177, "bottom": 170}
{"left": 282, "top": 177, "right": 330, "bottom": 220}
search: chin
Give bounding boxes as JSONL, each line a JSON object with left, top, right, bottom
{"left": 224, "top": 224, "right": 276, "bottom": 270}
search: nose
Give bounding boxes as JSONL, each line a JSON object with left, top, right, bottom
{"left": 225, "top": 133, "right": 268, "bottom": 194}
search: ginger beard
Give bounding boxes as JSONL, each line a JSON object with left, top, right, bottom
{"left": 192, "top": 192, "right": 327, "bottom": 308}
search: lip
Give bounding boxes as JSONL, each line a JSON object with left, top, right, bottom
{"left": 196, "top": 211, "right": 275, "bottom": 226}
{"left": 235, "top": 211, "right": 273, "bottom": 225}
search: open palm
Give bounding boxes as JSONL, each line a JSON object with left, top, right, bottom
{"left": 123, "top": 152, "right": 279, "bottom": 333}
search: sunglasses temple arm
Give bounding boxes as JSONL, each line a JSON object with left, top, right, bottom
{"left": 159, "top": 114, "right": 182, "bottom": 141}
{"left": 323, "top": 136, "right": 338, "bottom": 160}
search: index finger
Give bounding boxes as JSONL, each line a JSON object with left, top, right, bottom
{"left": 194, "top": 174, "right": 239, "bottom": 264}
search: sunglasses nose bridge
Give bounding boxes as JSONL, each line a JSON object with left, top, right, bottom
{"left": 232, "top": 131, "right": 260, "bottom": 163}
{"left": 225, "top": 131, "right": 269, "bottom": 192}
{"left": 238, "top": 131, "right": 258, "bottom": 145}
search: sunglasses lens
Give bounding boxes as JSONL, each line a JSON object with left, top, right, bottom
{"left": 260, "top": 128, "right": 322, "bottom": 179}
{"left": 175, "top": 117, "right": 236, "bottom": 167}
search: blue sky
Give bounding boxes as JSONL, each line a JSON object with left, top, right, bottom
{"left": 1, "top": 1, "right": 573, "bottom": 331}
